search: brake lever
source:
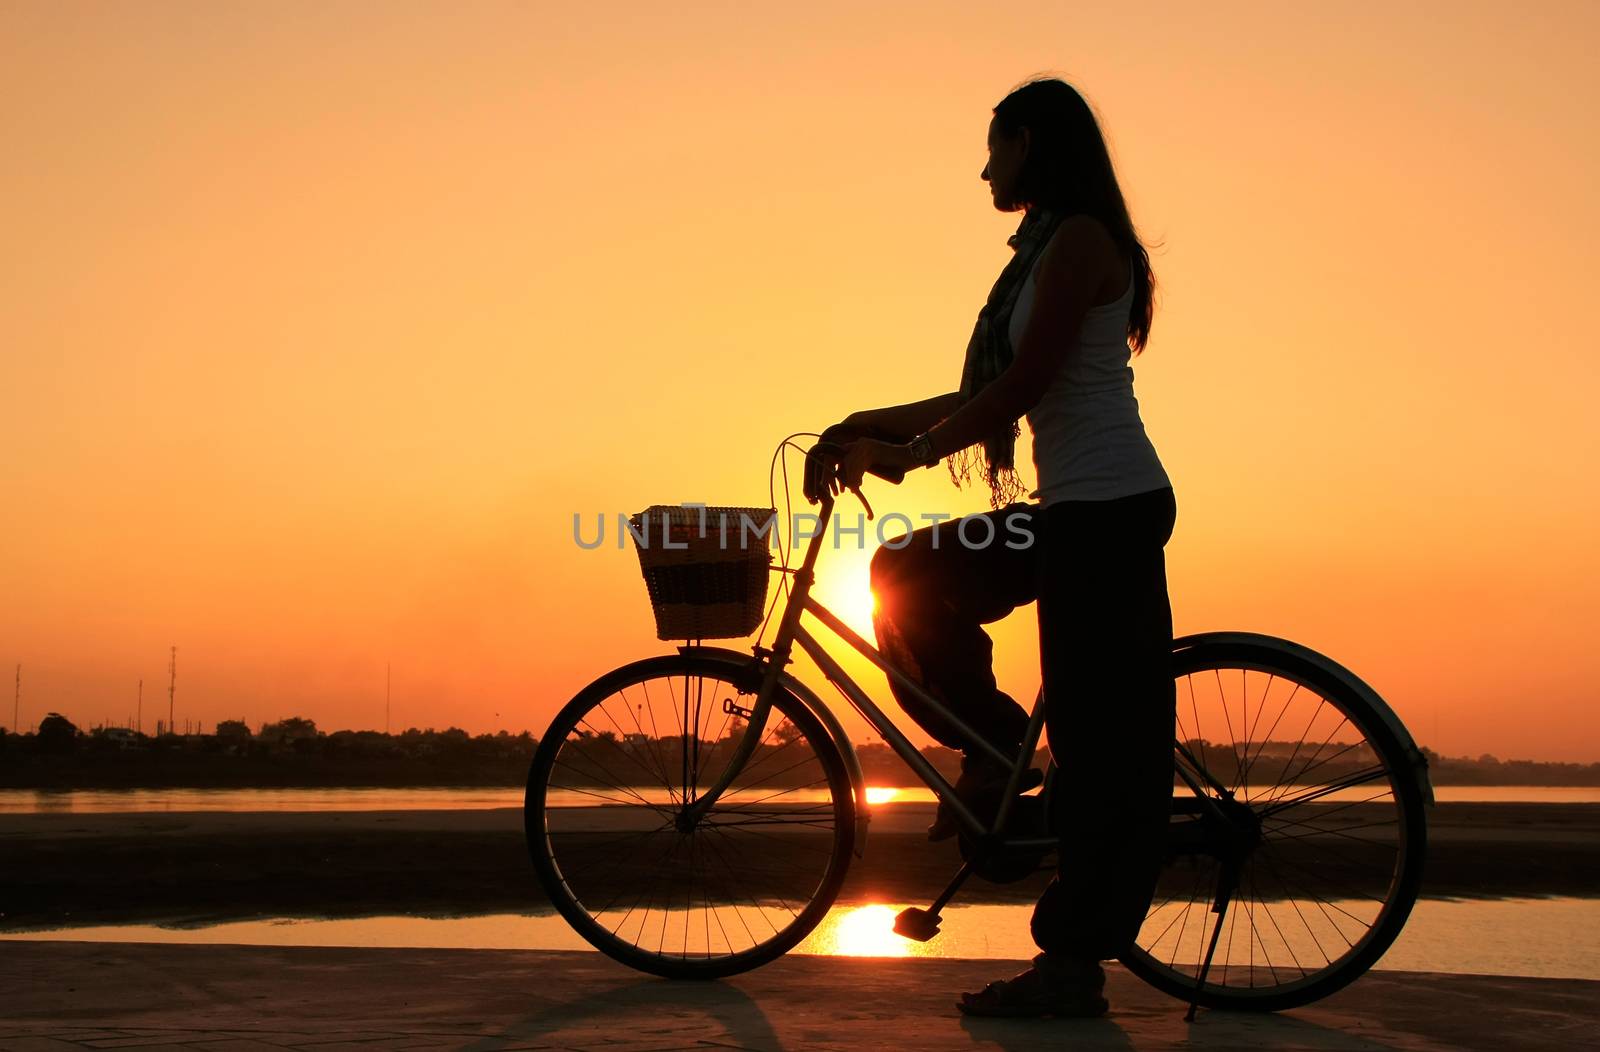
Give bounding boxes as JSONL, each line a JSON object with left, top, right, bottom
{"left": 851, "top": 484, "right": 875, "bottom": 520}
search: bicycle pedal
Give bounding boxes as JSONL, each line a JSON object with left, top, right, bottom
{"left": 893, "top": 907, "right": 942, "bottom": 942}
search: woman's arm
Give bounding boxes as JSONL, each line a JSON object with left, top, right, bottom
{"left": 844, "top": 391, "right": 965, "bottom": 442}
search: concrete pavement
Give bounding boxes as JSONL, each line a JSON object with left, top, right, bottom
{"left": 1, "top": 942, "right": 1594, "bottom": 1051}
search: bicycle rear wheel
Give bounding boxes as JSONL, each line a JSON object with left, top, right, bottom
{"left": 1120, "top": 637, "right": 1428, "bottom": 1011}
{"left": 525, "top": 652, "right": 856, "bottom": 979}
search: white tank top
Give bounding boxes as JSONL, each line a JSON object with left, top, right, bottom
{"left": 1010, "top": 231, "right": 1171, "bottom": 505}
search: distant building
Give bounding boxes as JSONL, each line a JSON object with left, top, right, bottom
{"left": 98, "top": 727, "right": 141, "bottom": 749}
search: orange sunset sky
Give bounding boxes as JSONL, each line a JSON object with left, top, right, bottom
{"left": 3, "top": 3, "right": 1597, "bottom": 761}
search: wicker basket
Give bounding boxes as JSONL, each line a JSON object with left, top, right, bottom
{"left": 630, "top": 504, "right": 777, "bottom": 640}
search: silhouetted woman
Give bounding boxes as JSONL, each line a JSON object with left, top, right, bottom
{"left": 825, "top": 76, "right": 1176, "bottom": 1017}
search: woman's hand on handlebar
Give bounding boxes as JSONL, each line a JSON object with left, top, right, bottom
{"left": 835, "top": 437, "right": 915, "bottom": 495}
{"left": 801, "top": 427, "right": 912, "bottom": 518}
{"left": 805, "top": 421, "right": 894, "bottom": 502}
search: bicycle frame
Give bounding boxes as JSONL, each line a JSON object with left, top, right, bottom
{"left": 680, "top": 489, "right": 1056, "bottom": 847}
{"left": 676, "top": 484, "right": 1244, "bottom": 846}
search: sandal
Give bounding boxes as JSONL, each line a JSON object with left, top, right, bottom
{"left": 956, "top": 956, "right": 1108, "bottom": 1019}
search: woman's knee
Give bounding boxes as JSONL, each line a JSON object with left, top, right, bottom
{"left": 869, "top": 541, "right": 910, "bottom": 629}
{"left": 869, "top": 527, "right": 934, "bottom": 594}
{"left": 871, "top": 531, "right": 952, "bottom": 634}
{"left": 868, "top": 540, "right": 901, "bottom": 592}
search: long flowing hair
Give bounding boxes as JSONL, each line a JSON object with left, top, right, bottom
{"left": 993, "top": 76, "right": 1156, "bottom": 353}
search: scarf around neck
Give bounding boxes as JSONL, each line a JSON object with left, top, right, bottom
{"left": 948, "top": 204, "right": 1070, "bottom": 509}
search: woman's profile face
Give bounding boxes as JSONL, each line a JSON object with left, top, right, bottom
{"left": 980, "top": 115, "right": 1030, "bottom": 213}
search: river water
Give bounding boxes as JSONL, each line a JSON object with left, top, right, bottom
{"left": 4, "top": 897, "right": 1596, "bottom": 981}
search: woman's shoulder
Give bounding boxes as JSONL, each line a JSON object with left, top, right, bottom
{"left": 1036, "top": 213, "right": 1128, "bottom": 303}
{"left": 1046, "top": 212, "right": 1117, "bottom": 249}
{"left": 1036, "top": 213, "right": 1120, "bottom": 270}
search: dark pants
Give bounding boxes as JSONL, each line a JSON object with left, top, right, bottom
{"left": 868, "top": 487, "right": 1177, "bottom": 962}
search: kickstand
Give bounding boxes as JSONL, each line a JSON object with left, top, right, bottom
{"left": 1184, "top": 864, "right": 1238, "bottom": 1022}
{"left": 893, "top": 861, "right": 973, "bottom": 942}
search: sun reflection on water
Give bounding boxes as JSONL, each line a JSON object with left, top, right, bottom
{"left": 801, "top": 903, "right": 915, "bottom": 958}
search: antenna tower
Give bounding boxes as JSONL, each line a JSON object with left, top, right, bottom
{"left": 168, "top": 646, "right": 177, "bottom": 736}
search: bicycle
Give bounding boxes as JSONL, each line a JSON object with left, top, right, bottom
{"left": 525, "top": 436, "right": 1433, "bottom": 1016}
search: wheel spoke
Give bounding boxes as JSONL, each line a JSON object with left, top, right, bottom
{"left": 1258, "top": 766, "right": 1391, "bottom": 818}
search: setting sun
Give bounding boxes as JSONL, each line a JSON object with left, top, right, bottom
{"left": 807, "top": 544, "right": 882, "bottom": 640}
{"left": 841, "top": 587, "right": 879, "bottom": 636}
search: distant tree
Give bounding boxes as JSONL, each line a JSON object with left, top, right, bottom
{"left": 337, "top": 730, "right": 394, "bottom": 756}
{"left": 259, "top": 716, "right": 320, "bottom": 744}
{"left": 37, "top": 712, "right": 79, "bottom": 752}
{"left": 215, "top": 719, "right": 252, "bottom": 740}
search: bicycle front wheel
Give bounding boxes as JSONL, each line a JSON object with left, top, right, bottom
{"left": 1120, "top": 637, "right": 1428, "bottom": 1011}
{"left": 525, "top": 652, "right": 856, "bottom": 979}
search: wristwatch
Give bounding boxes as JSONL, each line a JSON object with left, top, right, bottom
{"left": 908, "top": 431, "right": 940, "bottom": 468}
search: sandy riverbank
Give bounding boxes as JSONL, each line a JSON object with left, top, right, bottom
{"left": 2, "top": 802, "right": 1596, "bottom": 930}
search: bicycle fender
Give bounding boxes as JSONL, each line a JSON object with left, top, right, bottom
{"left": 1174, "top": 631, "right": 1435, "bottom": 805}
{"left": 676, "top": 644, "right": 871, "bottom": 855}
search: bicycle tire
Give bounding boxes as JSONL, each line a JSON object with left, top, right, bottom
{"left": 1119, "top": 638, "right": 1427, "bottom": 1011}
{"left": 525, "top": 652, "right": 856, "bottom": 979}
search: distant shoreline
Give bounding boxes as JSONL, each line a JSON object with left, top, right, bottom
{"left": 5, "top": 785, "right": 1600, "bottom": 811}
{"left": 5, "top": 732, "right": 1597, "bottom": 790}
